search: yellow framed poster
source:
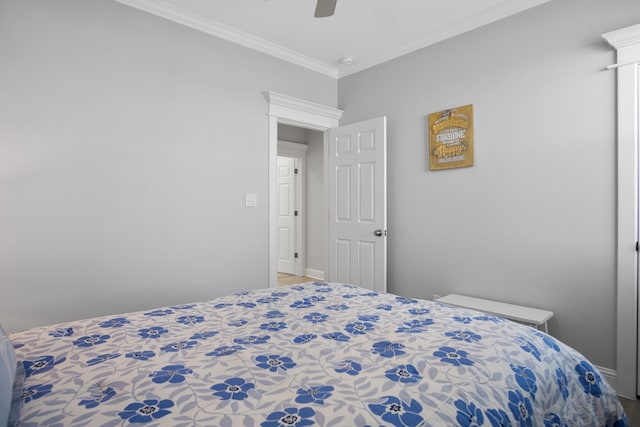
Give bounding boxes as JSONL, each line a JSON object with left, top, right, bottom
{"left": 428, "top": 104, "right": 474, "bottom": 170}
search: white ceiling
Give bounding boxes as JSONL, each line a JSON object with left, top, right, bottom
{"left": 114, "top": 0, "right": 551, "bottom": 78}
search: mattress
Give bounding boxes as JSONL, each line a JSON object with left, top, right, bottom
{"left": 7, "top": 283, "right": 628, "bottom": 426}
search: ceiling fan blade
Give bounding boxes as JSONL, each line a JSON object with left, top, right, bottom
{"left": 314, "top": 0, "right": 337, "bottom": 17}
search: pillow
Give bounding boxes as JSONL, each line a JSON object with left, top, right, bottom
{"left": 0, "top": 324, "right": 17, "bottom": 427}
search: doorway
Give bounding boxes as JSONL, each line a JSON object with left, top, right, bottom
{"left": 266, "top": 92, "right": 388, "bottom": 292}
{"left": 276, "top": 136, "right": 307, "bottom": 277}
{"left": 276, "top": 155, "right": 298, "bottom": 276}
{"left": 265, "top": 91, "right": 343, "bottom": 289}
{"left": 276, "top": 127, "right": 326, "bottom": 285}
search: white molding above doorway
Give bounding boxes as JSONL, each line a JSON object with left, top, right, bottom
{"left": 265, "top": 91, "right": 343, "bottom": 289}
{"left": 266, "top": 92, "right": 343, "bottom": 131}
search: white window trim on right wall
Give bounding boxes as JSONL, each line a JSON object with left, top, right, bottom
{"left": 603, "top": 23, "right": 640, "bottom": 400}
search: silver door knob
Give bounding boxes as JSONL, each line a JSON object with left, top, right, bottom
{"left": 374, "top": 229, "right": 384, "bottom": 237}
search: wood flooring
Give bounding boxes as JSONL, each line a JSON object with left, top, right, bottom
{"left": 277, "top": 273, "right": 318, "bottom": 286}
{"left": 620, "top": 397, "right": 640, "bottom": 425}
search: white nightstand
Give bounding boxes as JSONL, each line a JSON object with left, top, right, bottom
{"left": 435, "top": 294, "right": 554, "bottom": 333}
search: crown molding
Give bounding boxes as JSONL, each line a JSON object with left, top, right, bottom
{"left": 338, "top": 0, "right": 552, "bottom": 78}
{"left": 112, "top": 0, "right": 338, "bottom": 78}
{"left": 114, "top": 0, "right": 551, "bottom": 80}
{"left": 603, "top": 23, "right": 640, "bottom": 66}
{"left": 603, "top": 23, "right": 640, "bottom": 50}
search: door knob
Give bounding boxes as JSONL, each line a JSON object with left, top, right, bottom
{"left": 374, "top": 229, "right": 384, "bottom": 237}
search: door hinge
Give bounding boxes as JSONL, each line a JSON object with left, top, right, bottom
{"left": 294, "top": 210, "right": 299, "bottom": 216}
{"left": 636, "top": 241, "right": 639, "bottom": 252}
{"left": 294, "top": 252, "right": 299, "bottom": 258}
{"left": 294, "top": 168, "right": 299, "bottom": 174}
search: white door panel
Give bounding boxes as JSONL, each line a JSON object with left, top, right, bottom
{"left": 336, "top": 165, "right": 351, "bottom": 221}
{"left": 277, "top": 156, "right": 295, "bottom": 274}
{"left": 336, "top": 239, "right": 351, "bottom": 283}
{"left": 359, "top": 162, "right": 375, "bottom": 222}
{"left": 328, "top": 117, "right": 387, "bottom": 292}
{"left": 358, "top": 241, "right": 375, "bottom": 289}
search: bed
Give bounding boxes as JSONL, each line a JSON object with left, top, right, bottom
{"left": 2, "top": 283, "right": 628, "bottom": 426}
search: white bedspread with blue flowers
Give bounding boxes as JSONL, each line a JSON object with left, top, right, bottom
{"left": 9, "top": 283, "right": 627, "bottom": 426}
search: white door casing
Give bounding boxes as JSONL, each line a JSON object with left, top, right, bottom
{"left": 266, "top": 92, "right": 387, "bottom": 291}
{"left": 265, "top": 91, "right": 343, "bottom": 289}
{"left": 277, "top": 156, "right": 296, "bottom": 275}
{"left": 328, "top": 117, "right": 387, "bottom": 292}
{"left": 603, "top": 23, "right": 640, "bottom": 399}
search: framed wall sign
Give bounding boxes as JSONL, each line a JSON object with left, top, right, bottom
{"left": 428, "top": 104, "right": 474, "bottom": 170}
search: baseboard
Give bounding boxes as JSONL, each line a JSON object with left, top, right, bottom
{"left": 305, "top": 268, "right": 324, "bottom": 280}
{"left": 596, "top": 365, "right": 617, "bottom": 393}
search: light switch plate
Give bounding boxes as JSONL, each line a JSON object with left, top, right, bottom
{"left": 245, "top": 193, "right": 257, "bottom": 207}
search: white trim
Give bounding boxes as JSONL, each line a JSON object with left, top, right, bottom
{"left": 266, "top": 92, "right": 343, "bottom": 130}
{"left": 596, "top": 365, "right": 618, "bottom": 394}
{"left": 603, "top": 23, "right": 640, "bottom": 400}
{"left": 294, "top": 156, "right": 305, "bottom": 277}
{"left": 268, "top": 114, "right": 279, "bottom": 289}
{"left": 305, "top": 268, "right": 325, "bottom": 281}
{"left": 113, "top": 0, "right": 550, "bottom": 80}
{"left": 278, "top": 141, "right": 309, "bottom": 155}
{"left": 335, "top": 0, "right": 551, "bottom": 77}
{"left": 606, "top": 61, "right": 640, "bottom": 70}
{"left": 323, "top": 131, "right": 330, "bottom": 289}
{"left": 603, "top": 24, "right": 640, "bottom": 51}
{"left": 265, "top": 92, "right": 343, "bottom": 289}
{"left": 112, "top": 0, "right": 337, "bottom": 78}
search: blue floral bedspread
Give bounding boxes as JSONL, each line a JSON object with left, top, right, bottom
{"left": 9, "top": 283, "right": 627, "bottom": 426}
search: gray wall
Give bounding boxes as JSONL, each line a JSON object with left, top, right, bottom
{"left": 338, "top": 0, "right": 640, "bottom": 370}
{"left": 278, "top": 124, "right": 307, "bottom": 144}
{"left": 305, "top": 129, "right": 325, "bottom": 275}
{"left": 0, "top": 0, "right": 336, "bottom": 332}
{"left": 1, "top": 0, "right": 635, "bottom": 373}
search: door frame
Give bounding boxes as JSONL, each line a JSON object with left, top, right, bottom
{"left": 265, "top": 91, "right": 343, "bottom": 288}
{"left": 278, "top": 141, "right": 308, "bottom": 276}
{"left": 603, "top": 23, "right": 640, "bottom": 399}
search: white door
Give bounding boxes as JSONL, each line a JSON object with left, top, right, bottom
{"left": 277, "top": 156, "right": 296, "bottom": 274}
{"left": 328, "top": 117, "right": 387, "bottom": 292}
